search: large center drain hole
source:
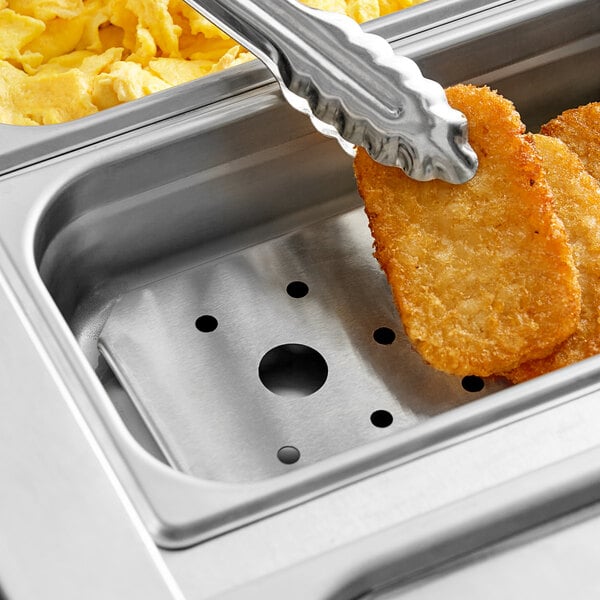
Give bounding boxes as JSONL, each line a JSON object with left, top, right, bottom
{"left": 259, "top": 344, "right": 328, "bottom": 397}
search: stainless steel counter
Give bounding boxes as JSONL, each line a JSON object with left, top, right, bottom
{"left": 0, "top": 255, "right": 181, "bottom": 599}
{"left": 380, "top": 503, "right": 600, "bottom": 599}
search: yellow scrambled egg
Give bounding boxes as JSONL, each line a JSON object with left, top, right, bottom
{"left": 0, "top": 0, "right": 426, "bottom": 125}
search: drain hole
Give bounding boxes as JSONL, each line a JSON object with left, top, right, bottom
{"left": 462, "top": 375, "right": 485, "bottom": 392}
{"left": 277, "top": 446, "right": 300, "bottom": 464}
{"left": 195, "top": 315, "right": 218, "bottom": 332}
{"left": 370, "top": 409, "right": 393, "bottom": 428}
{"left": 258, "top": 344, "right": 327, "bottom": 397}
{"left": 286, "top": 281, "right": 309, "bottom": 298}
{"left": 373, "top": 327, "right": 396, "bottom": 345}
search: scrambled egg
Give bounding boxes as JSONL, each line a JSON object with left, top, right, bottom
{"left": 0, "top": 0, "right": 425, "bottom": 125}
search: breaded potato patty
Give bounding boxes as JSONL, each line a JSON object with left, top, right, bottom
{"left": 505, "top": 134, "right": 600, "bottom": 383}
{"left": 541, "top": 103, "right": 600, "bottom": 180}
{"left": 353, "top": 84, "right": 581, "bottom": 377}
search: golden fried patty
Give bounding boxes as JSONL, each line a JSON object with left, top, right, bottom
{"left": 505, "top": 134, "right": 600, "bottom": 383}
{"left": 541, "top": 102, "right": 600, "bottom": 181}
{"left": 353, "top": 84, "right": 581, "bottom": 377}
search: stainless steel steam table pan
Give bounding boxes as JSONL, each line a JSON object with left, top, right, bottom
{"left": 0, "top": 0, "right": 598, "bottom": 551}
{"left": 1, "top": 0, "right": 597, "bottom": 176}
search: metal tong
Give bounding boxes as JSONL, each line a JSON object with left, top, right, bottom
{"left": 182, "top": 0, "right": 478, "bottom": 184}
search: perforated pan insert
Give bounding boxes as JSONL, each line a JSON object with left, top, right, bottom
{"left": 99, "top": 207, "right": 508, "bottom": 483}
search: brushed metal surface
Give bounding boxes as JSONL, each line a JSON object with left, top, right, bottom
{"left": 372, "top": 503, "right": 600, "bottom": 599}
{"left": 183, "top": 0, "right": 477, "bottom": 183}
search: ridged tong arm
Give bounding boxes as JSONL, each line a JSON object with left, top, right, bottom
{"left": 183, "top": 0, "right": 478, "bottom": 184}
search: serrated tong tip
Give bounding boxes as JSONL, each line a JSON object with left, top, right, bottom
{"left": 183, "top": 0, "right": 479, "bottom": 184}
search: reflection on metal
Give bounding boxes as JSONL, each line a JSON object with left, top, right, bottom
{"left": 183, "top": 0, "right": 478, "bottom": 183}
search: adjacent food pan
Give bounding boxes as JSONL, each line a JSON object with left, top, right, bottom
{"left": 1, "top": 0, "right": 597, "bottom": 176}
{"left": 0, "top": 0, "right": 597, "bottom": 548}
{"left": 0, "top": 0, "right": 449, "bottom": 176}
